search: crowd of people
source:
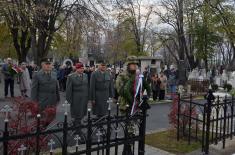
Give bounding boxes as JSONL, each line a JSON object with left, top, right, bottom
{"left": 1, "top": 57, "right": 179, "bottom": 124}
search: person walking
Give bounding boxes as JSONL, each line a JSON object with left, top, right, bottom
{"left": 31, "top": 58, "right": 60, "bottom": 112}
{"left": 90, "top": 61, "right": 114, "bottom": 117}
{"left": 159, "top": 72, "right": 167, "bottom": 100}
{"left": 66, "top": 63, "right": 89, "bottom": 126}
{"left": 2, "top": 58, "right": 15, "bottom": 98}
{"left": 151, "top": 73, "right": 161, "bottom": 101}
{"left": 19, "top": 62, "right": 31, "bottom": 97}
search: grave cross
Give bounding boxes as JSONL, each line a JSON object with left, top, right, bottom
{"left": 107, "top": 98, "right": 113, "bottom": 110}
{"left": 1, "top": 105, "right": 12, "bottom": 122}
{"left": 63, "top": 100, "right": 70, "bottom": 115}
{"left": 96, "top": 130, "right": 103, "bottom": 143}
{"left": 17, "top": 144, "right": 27, "bottom": 155}
{"left": 48, "top": 139, "right": 55, "bottom": 153}
{"left": 74, "top": 135, "right": 81, "bottom": 147}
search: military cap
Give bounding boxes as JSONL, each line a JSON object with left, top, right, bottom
{"left": 97, "top": 60, "right": 106, "bottom": 65}
{"left": 41, "top": 58, "right": 53, "bottom": 63}
{"left": 75, "top": 62, "right": 84, "bottom": 69}
{"left": 126, "top": 56, "right": 138, "bottom": 65}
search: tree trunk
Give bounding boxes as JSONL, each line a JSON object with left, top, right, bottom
{"left": 11, "top": 28, "right": 31, "bottom": 63}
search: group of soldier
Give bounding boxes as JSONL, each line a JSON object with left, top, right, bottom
{"left": 30, "top": 56, "right": 150, "bottom": 127}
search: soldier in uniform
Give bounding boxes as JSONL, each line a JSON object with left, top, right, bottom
{"left": 116, "top": 56, "right": 150, "bottom": 155}
{"left": 66, "top": 63, "right": 88, "bottom": 126}
{"left": 90, "top": 61, "right": 114, "bottom": 117}
{"left": 31, "top": 58, "right": 60, "bottom": 112}
{"left": 116, "top": 56, "right": 150, "bottom": 114}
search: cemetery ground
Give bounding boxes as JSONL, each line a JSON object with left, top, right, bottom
{"left": 1, "top": 80, "right": 235, "bottom": 154}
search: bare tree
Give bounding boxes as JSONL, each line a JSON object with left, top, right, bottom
{"left": 0, "top": 0, "right": 104, "bottom": 64}
{"left": 112, "top": 0, "right": 154, "bottom": 54}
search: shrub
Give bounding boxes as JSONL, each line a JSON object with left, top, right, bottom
{"left": 1, "top": 97, "right": 57, "bottom": 154}
{"left": 211, "top": 84, "right": 218, "bottom": 92}
{"left": 224, "top": 83, "right": 233, "bottom": 92}
{"left": 168, "top": 95, "right": 197, "bottom": 129}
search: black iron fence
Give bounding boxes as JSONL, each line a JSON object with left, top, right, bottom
{"left": 177, "top": 92, "right": 235, "bottom": 155}
{"left": 0, "top": 97, "right": 149, "bottom": 155}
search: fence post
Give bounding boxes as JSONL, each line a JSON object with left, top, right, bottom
{"left": 36, "top": 114, "right": 41, "bottom": 155}
{"left": 177, "top": 93, "right": 181, "bottom": 141}
{"left": 223, "top": 96, "right": 227, "bottom": 149}
{"left": 1, "top": 105, "right": 12, "bottom": 155}
{"left": 138, "top": 94, "right": 149, "bottom": 155}
{"left": 115, "top": 103, "right": 120, "bottom": 155}
{"left": 106, "top": 98, "right": 112, "bottom": 155}
{"left": 188, "top": 94, "right": 193, "bottom": 145}
{"left": 62, "top": 101, "right": 70, "bottom": 155}
{"left": 204, "top": 90, "right": 214, "bottom": 155}
{"left": 86, "top": 108, "right": 92, "bottom": 155}
{"left": 122, "top": 105, "right": 132, "bottom": 155}
{"left": 3, "top": 119, "right": 9, "bottom": 155}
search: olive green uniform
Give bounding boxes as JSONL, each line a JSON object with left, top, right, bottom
{"left": 90, "top": 70, "right": 114, "bottom": 116}
{"left": 31, "top": 70, "right": 60, "bottom": 111}
{"left": 66, "top": 72, "right": 88, "bottom": 121}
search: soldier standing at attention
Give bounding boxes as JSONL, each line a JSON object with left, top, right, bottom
{"left": 90, "top": 61, "right": 114, "bottom": 117}
{"left": 116, "top": 56, "right": 150, "bottom": 155}
{"left": 66, "top": 63, "right": 88, "bottom": 126}
{"left": 31, "top": 58, "right": 60, "bottom": 112}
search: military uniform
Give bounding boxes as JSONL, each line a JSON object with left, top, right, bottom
{"left": 66, "top": 72, "right": 88, "bottom": 123}
{"left": 116, "top": 56, "right": 150, "bottom": 113}
{"left": 90, "top": 70, "right": 114, "bottom": 116}
{"left": 31, "top": 59, "right": 60, "bottom": 111}
{"left": 116, "top": 56, "right": 150, "bottom": 155}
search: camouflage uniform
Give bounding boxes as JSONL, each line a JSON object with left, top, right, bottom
{"left": 116, "top": 56, "right": 150, "bottom": 155}
{"left": 116, "top": 56, "right": 150, "bottom": 113}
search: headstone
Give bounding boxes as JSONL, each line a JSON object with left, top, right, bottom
{"left": 215, "top": 76, "right": 222, "bottom": 86}
{"left": 228, "top": 71, "right": 235, "bottom": 88}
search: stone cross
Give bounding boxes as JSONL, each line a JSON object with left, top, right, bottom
{"left": 1, "top": 105, "right": 12, "bottom": 122}
{"left": 74, "top": 135, "right": 81, "bottom": 147}
{"left": 48, "top": 139, "right": 55, "bottom": 153}
{"left": 17, "top": 144, "right": 27, "bottom": 155}
{"left": 107, "top": 98, "right": 113, "bottom": 111}
{"left": 96, "top": 130, "right": 103, "bottom": 143}
{"left": 63, "top": 100, "right": 70, "bottom": 115}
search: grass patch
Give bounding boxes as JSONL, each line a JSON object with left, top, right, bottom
{"left": 145, "top": 130, "right": 201, "bottom": 154}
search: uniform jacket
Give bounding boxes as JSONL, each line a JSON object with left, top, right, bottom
{"left": 66, "top": 72, "right": 88, "bottom": 119}
{"left": 90, "top": 70, "right": 114, "bottom": 116}
{"left": 31, "top": 70, "right": 60, "bottom": 110}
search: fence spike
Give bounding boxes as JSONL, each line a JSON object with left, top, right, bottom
{"left": 107, "top": 98, "right": 113, "bottom": 111}
{"left": 96, "top": 130, "right": 103, "bottom": 143}
{"left": 17, "top": 144, "right": 27, "bottom": 155}
{"left": 1, "top": 105, "right": 13, "bottom": 122}
{"left": 48, "top": 139, "right": 55, "bottom": 153}
{"left": 63, "top": 100, "right": 70, "bottom": 115}
{"left": 74, "top": 135, "right": 81, "bottom": 147}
